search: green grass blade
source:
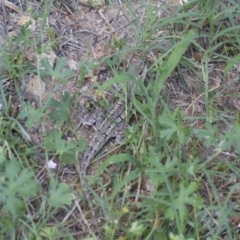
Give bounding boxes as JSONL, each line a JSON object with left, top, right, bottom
{"left": 153, "top": 30, "right": 199, "bottom": 103}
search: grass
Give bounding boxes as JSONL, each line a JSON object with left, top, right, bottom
{"left": 1, "top": 0, "right": 240, "bottom": 239}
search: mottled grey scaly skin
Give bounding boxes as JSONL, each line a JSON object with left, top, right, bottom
{"left": 80, "top": 99, "right": 126, "bottom": 231}
{"left": 79, "top": 63, "right": 146, "bottom": 234}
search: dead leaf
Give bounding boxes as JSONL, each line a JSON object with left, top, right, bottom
{"left": 0, "top": 0, "right": 20, "bottom": 13}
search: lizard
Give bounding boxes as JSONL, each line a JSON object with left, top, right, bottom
{"left": 80, "top": 98, "right": 126, "bottom": 233}
{"left": 79, "top": 62, "right": 146, "bottom": 235}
